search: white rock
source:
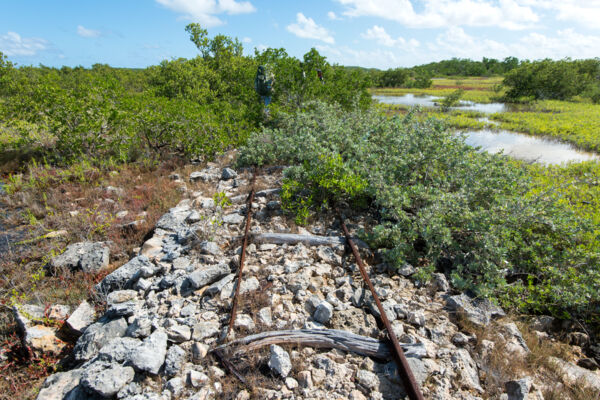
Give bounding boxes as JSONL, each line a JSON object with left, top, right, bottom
{"left": 268, "top": 344, "right": 292, "bottom": 378}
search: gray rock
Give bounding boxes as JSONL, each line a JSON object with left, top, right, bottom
{"left": 446, "top": 293, "right": 505, "bottom": 327}
{"left": 166, "top": 324, "right": 192, "bottom": 343}
{"left": 258, "top": 307, "right": 273, "bottom": 327}
{"left": 550, "top": 356, "right": 600, "bottom": 391}
{"left": 49, "top": 242, "right": 109, "bottom": 273}
{"left": 192, "top": 321, "right": 220, "bottom": 340}
{"left": 185, "top": 263, "right": 230, "bottom": 290}
{"left": 164, "top": 344, "right": 186, "bottom": 376}
{"left": 221, "top": 168, "right": 238, "bottom": 180}
{"left": 106, "top": 301, "right": 138, "bottom": 318}
{"left": 191, "top": 342, "right": 209, "bottom": 361}
{"left": 126, "top": 317, "right": 152, "bottom": 338}
{"left": 222, "top": 213, "right": 245, "bottom": 224}
{"left": 36, "top": 368, "right": 83, "bottom": 400}
{"left": 313, "top": 301, "right": 334, "bottom": 324}
{"left": 117, "top": 382, "right": 142, "bottom": 399}
{"left": 451, "top": 348, "right": 483, "bottom": 393}
{"left": 268, "top": 344, "right": 292, "bottom": 378}
{"left": 505, "top": 377, "right": 532, "bottom": 400}
{"left": 407, "top": 310, "right": 426, "bottom": 327}
{"left": 205, "top": 273, "right": 235, "bottom": 296}
{"left": 80, "top": 361, "right": 135, "bottom": 397}
{"left": 97, "top": 337, "right": 141, "bottom": 363}
{"left": 156, "top": 206, "right": 189, "bottom": 233}
{"left": 65, "top": 301, "right": 96, "bottom": 337}
{"left": 356, "top": 369, "right": 379, "bottom": 389}
{"left": 188, "top": 370, "right": 209, "bottom": 387}
{"left": 198, "top": 241, "right": 222, "bottom": 255}
{"left": 166, "top": 376, "right": 184, "bottom": 396}
{"left": 330, "top": 306, "right": 378, "bottom": 337}
{"left": 96, "top": 256, "right": 154, "bottom": 294}
{"left": 397, "top": 263, "right": 415, "bottom": 276}
{"left": 234, "top": 314, "right": 255, "bottom": 330}
{"left": 186, "top": 210, "right": 201, "bottom": 223}
{"left": 107, "top": 290, "right": 137, "bottom": 305}
{"left": 73, "top": 318, "right": 128, "bottom": 361}
{"left": 432, "top": 272, "right": 450, "bottom": 292}
{"left": 240, "top": 276, "right": 260, "bottom": 294}
{"left": 127, "top": 329, "right": 168, "bottom": 375}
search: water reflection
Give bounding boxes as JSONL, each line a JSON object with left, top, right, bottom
{"left": 373, "top": 94, "right": 507, "bottom": 113}
{"left": 461, "top": 129, "right": 598, "bottom": 165}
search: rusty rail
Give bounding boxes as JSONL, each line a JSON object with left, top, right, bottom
{"left": 225, "top": 167, "right": 258, "bottom": 340}
{"left": 339, "top": 213, "right": 425, "bottom": 400}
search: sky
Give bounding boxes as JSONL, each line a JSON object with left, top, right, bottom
{"left": 1, "top": 0, "right": 599, "bottom": 70}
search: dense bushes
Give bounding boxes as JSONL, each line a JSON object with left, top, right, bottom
{"left": 503, "top": 58, "right": 600, "bottom": 102}
{"left": 0, "top": 28, "right": 372, "bottom": 167}
{"left": 238, "top": 101, "right": 599, "bottom": 323}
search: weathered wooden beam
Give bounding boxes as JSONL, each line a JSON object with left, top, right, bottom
{"left": 211, "top": 329, "right": 426, "bottom": 360}
{"left": 251, "top": 233, "right": 369, "bottom": 248}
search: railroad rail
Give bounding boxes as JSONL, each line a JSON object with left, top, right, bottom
{"left": 219, "top": 168, "right": 424, "bottom": 400}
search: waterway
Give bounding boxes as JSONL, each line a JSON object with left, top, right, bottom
{"left": 373, "top": 94, "right": 598, "bottom": 165}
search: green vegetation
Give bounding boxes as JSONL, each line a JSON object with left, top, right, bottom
{"left": 0, "top": 25, "right": 370, "bottom": 169}
{"left": 503, "top": 58, "right": 600, "bottom": 103}
{"left": 239, "top": 101, "right": 600, "bottom": 326}
{"left": 369, "top": 57, "right": 520, "bottom": 88}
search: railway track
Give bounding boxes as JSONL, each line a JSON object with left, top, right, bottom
{"left": 221, "top": 167, "right": 424, "bottom": 400}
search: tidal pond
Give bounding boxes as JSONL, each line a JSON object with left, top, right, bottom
{"left": 373, "top": 94, "right": 507, "bottom": 113}
{"left": 461, "top": 129, "right": 598, "bottom": 165}
{"left": 374, "top": 94, "right": 598, "bottom": 164}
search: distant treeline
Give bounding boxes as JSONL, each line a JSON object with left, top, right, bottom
{"left": 362, "top": 57, "right": 520, "bottom": 88}
{"left": 360, "top": 56, "right": 600, "bottom": 103}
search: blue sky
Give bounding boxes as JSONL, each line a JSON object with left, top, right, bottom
{"left": 1, "top": 0, "right": 599, "bottom": 69}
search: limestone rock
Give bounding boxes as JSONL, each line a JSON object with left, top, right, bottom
{"left": 49, "top": 242, "right": 109, "bottom": 273}
{"left": 446, "top": 293, "right": 505, "bottom": 327}
{"left": 80, "top": 361, "right": 135, "bottom": 398}
{"left": 313, "top": 301, "right": 334, "bottom": 324}
{"left": 36, "top": 368, "right": 83, "bottom": 400}
{"left": 221, "top": 168, "right": 238, "bottom": 180}
{"left": 96, "top": 256, "right": 153, "bottom": 293}
{"left": 185, "top": 263, "right": 230, "bottom": 290}
{"left": 550, "top": 357, "right": 600, "bottom": 391}
{"left": 505, "top": 377, "right": 532, "bottom": 400}
{"left": 268, "top": 344, "right": 292, "bottom": 378}
{"left": 73, "top": 317, "right": 128, "bottom": 362}
{"left": 127, "top": 329, "right": 168, "bottom": 375}
{"left": 65, "top": 301, "right": 96, "bottom": 336}
{"left": 164, "top": 344, "right": 186, "bottom": 376}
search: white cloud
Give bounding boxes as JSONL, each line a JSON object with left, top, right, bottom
{"left": 156, "top": 0, "right": 256, "bottom": 27}
{"left": 429, "top": 27, "right": 600, "bottom": 61}
{"left": 242, "top": 37, "right": 252, "bottom": 43}
{"left": 335, "top": 0, "right": 538, "bottom": 30}
{"left": 287, "top": 13, "right": 335, "bottom": 44}
{"left": 327, "top": 11, "right": 342, "bottom": 20}
{"left": 77, "top": 25, "right": 101, "bottom": 38}
{"left": 516, "top": 0, "right": 600, "bottom": 29}
{"left": 0, "top": 31, "right": 48, "bottom": 56}
{"left": 362, "top": 25, "right": 419, "bottom": 50}
{"left": 322, "top": 26, "right": 600, "bottom": 69}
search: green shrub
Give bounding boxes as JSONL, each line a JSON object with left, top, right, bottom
{"left": 239, "top": 101, "right": 600, "bottom": 323}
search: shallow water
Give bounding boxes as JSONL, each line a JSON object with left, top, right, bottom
{"left": 373, "top": 94, "right": 507, "bottom": 113}
{"left": 461, "top": 129, "right": 598, "bottom": 165}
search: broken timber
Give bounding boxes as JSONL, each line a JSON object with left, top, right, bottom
{"left": 251, "top": 233, "right": 369, "bottom": 248}
{"left": 211, "top": 329, "right": 426, "bottom": 360}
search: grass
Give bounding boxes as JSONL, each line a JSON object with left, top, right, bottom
{"left": 0, "top": 157, "right": 193, "bottom": 399}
